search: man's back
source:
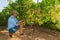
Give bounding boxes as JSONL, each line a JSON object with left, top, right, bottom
{"left": 8, "top": 16, "right": 18, "bottom": 30}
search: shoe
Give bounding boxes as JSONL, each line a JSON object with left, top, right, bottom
{"left": 9, "top": 34, "right": 12, "bottom": 38}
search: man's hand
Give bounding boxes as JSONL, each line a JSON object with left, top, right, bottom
{"left": 18, "top": 20, "right": 25, "bottom": 26}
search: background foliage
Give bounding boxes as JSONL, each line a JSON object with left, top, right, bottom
{"left": 0, "top": 0, "right": 60, "bottom": 31}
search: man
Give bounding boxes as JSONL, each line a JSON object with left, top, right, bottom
{"left": 8, "top": 10, "right": 23, "bottom": 38}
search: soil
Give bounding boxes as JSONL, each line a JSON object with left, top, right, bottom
{"left": 0, "top": 26, "right": 60, "bottom": 40}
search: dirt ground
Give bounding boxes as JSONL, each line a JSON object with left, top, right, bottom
{"left": 0, "top": 27, "right": 60, "bottom": 40}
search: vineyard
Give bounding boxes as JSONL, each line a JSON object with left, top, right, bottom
{"left": 0, "top": 0, "right": 60, "bottom": 31}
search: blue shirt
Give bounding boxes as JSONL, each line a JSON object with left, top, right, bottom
{"left": 8, "top": 16, "right": 18, "bottom": 31}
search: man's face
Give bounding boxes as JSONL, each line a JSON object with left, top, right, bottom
{"left": 13, "top": 13, "right": 18, "bottom": 17}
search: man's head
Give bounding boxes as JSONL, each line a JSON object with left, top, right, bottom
{"left": 12, "top": 10, "right": 19, "bottom": 17}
